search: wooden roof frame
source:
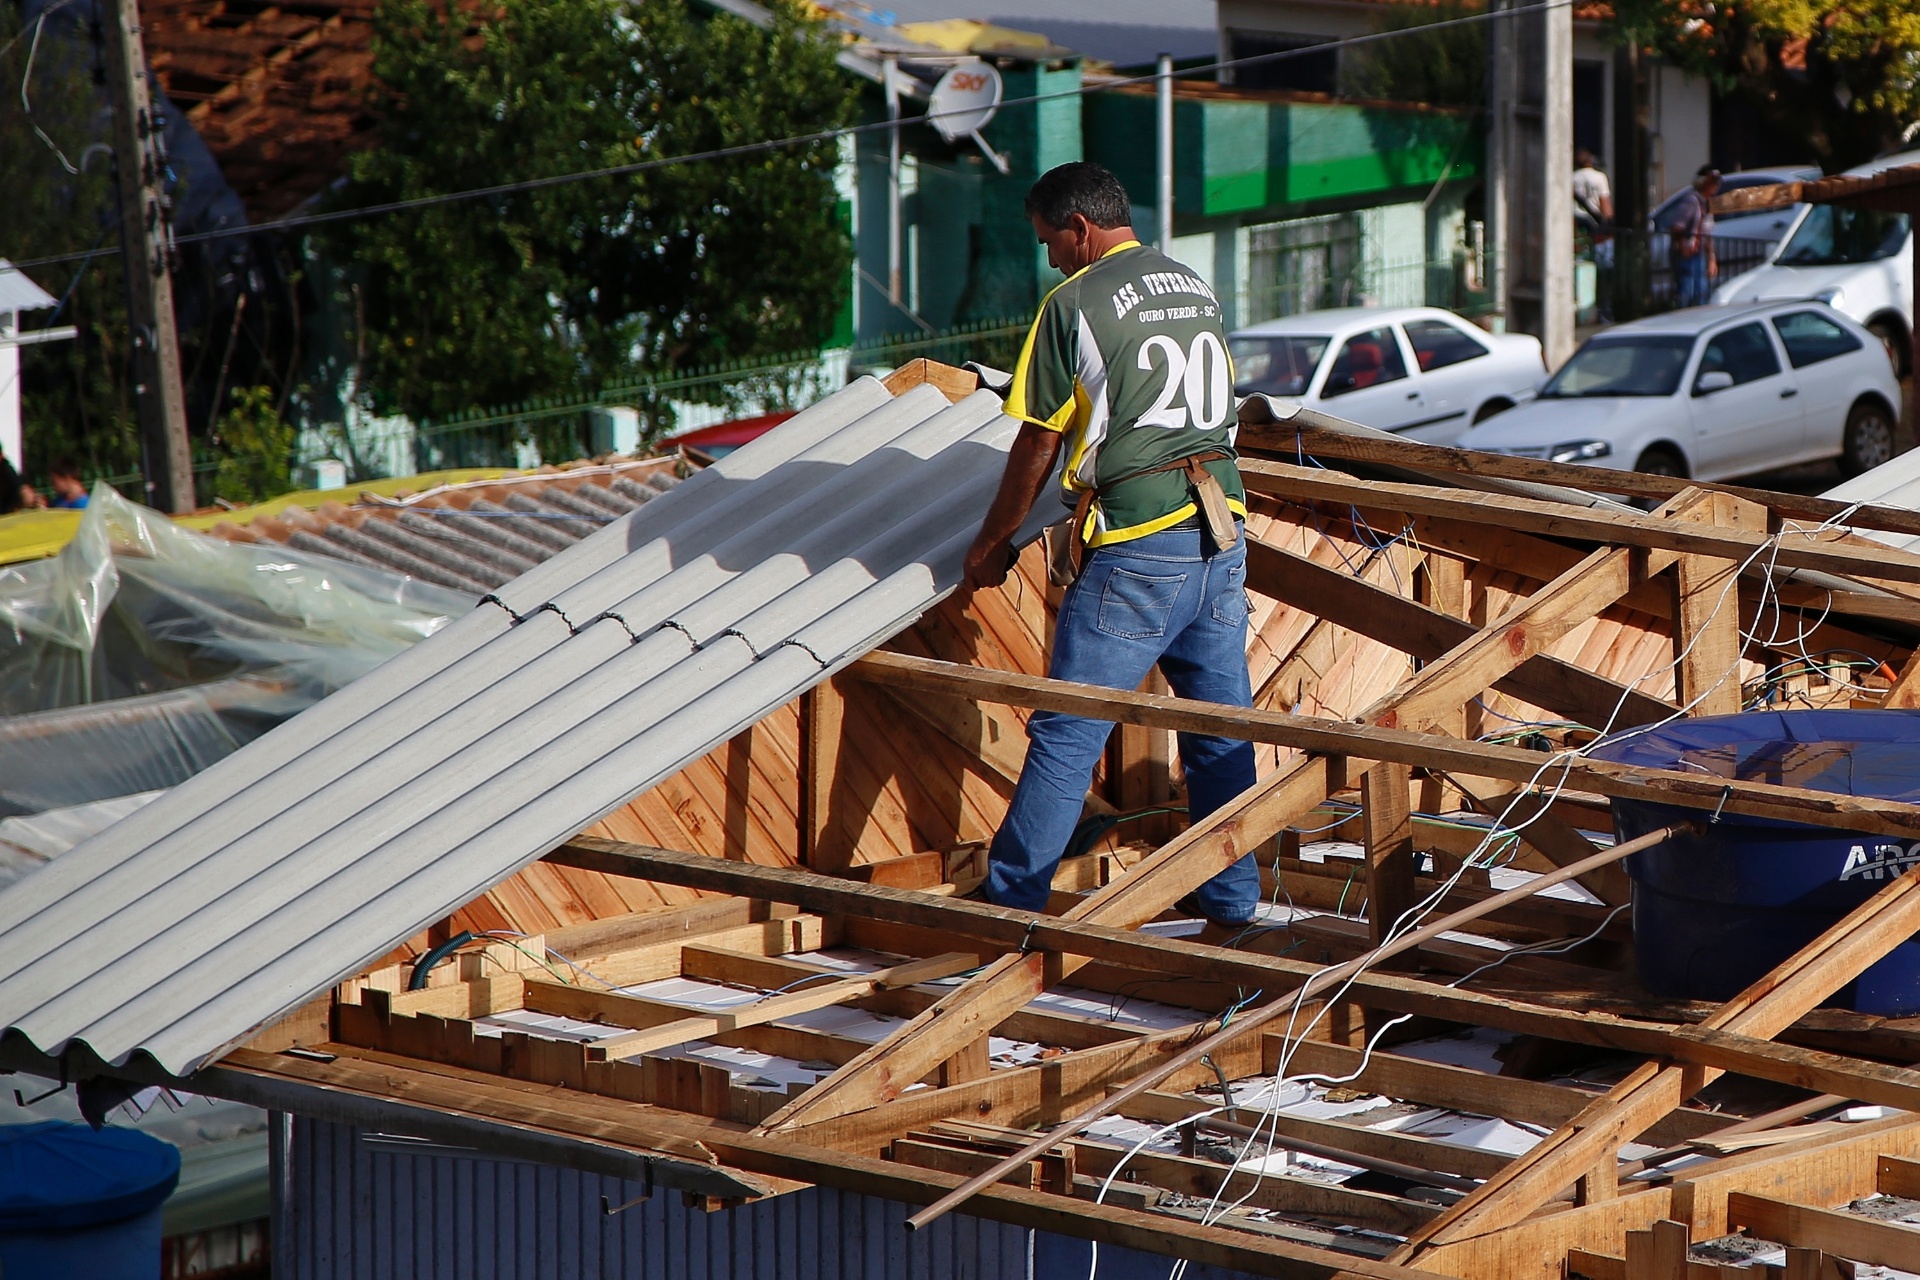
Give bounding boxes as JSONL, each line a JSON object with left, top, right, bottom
{"left": 27, "top": 370, "right": 1920, "bottom": 1279}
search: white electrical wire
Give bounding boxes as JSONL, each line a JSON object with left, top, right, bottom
{"left": 1077, "top": 488, "right": 1871, "bottom": 1265}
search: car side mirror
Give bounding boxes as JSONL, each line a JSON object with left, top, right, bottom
{"left": 1694, "top": 370, "right": 1734, "bottom": 395}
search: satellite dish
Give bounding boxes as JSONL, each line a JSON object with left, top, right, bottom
{"left": 927, "top": 61, "right": 1002, "bottom": 143}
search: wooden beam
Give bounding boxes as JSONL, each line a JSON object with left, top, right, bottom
{"left": 844, "top": 651, "right": 1920, "bottom": 841}
{"left": 584, "top": 953, "right": 976, "bottom": 1062}
{"left": 1726, "top": 1192, "right": 1920, "bottom": 1272}
{"left": 1243, "top": 537, "right": 1677, "bottom": 729}
{"left": 801, "top": 676, "right": 850, "bottom": 872}
{"left": 1243, "top": 413, "right": 1920, "bottom": 546}
{"left": 1670, "top": 493, "right": 1767, "bottom": 717}
{"left": 882, "top": 358, "right": 980, "bottom": 403}
{"left": 1239, "top": 458, "right": 1920, "bottom": 586}
{"left": 1399, "top": 863, "right": 1920, "bottom": 1258}
{"left": 1362, "top": 763, "right": 1417, "bottom": 957}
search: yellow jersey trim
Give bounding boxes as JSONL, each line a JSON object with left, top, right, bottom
{"left": 1004, "top": 241, "right": 1145, "bottom": 433}
{"left": 1085, "top": 496, "right": 1248, "bottom": 549}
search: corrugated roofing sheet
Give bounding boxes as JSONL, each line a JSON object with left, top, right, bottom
{"left": 212, "top": 461, "right": 689, "bottom": 595}
{"left": 0, "top": 375, "right": 1057, "bottom": 1077}
{"left": 0, "top": 260, "right": 56, "bottom": 314}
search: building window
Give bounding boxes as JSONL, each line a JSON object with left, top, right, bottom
{"left": 1223, "top": 30, "right": 1339, "bottom": 95}
{"left": 1246, "top": 213, "right": 1364, "bottom": 323}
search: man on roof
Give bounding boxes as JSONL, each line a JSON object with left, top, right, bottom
{"left": 961, "top": 160, "right": 1260, "bottom": 940}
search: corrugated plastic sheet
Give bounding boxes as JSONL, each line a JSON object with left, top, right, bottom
{"left": 0, "top": 376, "right": 1059, "bottom": 1076}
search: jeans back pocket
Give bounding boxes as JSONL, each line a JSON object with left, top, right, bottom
{"left": 1097, "top": 568, "right": 1187, "bottom": 639}
{"left": 1211, "top": 561, "right": 1249, "bottom": 627}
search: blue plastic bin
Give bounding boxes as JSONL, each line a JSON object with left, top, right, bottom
{"left": 1593, "top": 709, "right": 1920, "bottom": 1015}
{"left": 0, "top": 1120, "right": 180, "bottom": 1280}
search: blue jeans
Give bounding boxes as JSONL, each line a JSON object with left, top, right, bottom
{"left": 985, "top": 523, "right": 1262, "bottom": 922}
{"left": 1677, "top": 252, "right": 1710, "bottom": 307}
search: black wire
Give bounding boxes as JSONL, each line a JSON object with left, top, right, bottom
{"left": 7, "top": 0, "right": 1566, "bottom": 274}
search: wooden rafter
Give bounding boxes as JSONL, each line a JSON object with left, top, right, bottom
{"left": 1396, "top": 864, "right": 1920, "bottom": 1259}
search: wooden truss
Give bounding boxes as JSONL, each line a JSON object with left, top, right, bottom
{"left": 173, "top": 375, "right": 1920, "bottom": 1278}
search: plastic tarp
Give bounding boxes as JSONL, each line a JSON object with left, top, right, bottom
{"left": 1590, "top": 708, "right": 1920, "bottom": 803}
{"left": 0, "top": 487, "right": 471, "bottom": 818}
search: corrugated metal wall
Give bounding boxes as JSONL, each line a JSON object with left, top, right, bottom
{"left": 277, "top": 1117, "right": 1258, "bottom": 1280}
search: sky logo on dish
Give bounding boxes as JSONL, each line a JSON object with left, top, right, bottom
{"left": 1840, "top": 843, "right": 1920, "bottom": 881}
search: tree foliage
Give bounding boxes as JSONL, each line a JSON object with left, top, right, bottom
{"left": 0, "top": 8, "right": 142, "bottom": 486}
{"left": 335, "top": 0, "right": 858, "bottom": 442}
{"left": 1613, "top": 0, "right": 1920, "bottom": 169}
{"left": 1340, "top": 0, "right": 1488, "bottom": 112}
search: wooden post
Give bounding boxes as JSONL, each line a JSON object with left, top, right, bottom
{"left": 1114, "top": 670, "right": 1175, "bottom": 841}
{"left": 101, "top": 0, "right": 194, "bottom": 512}
{"left": 1670, "top": 492, "right": 1766, "bottom": 716}
{"left": 1415, "top": 548, "right": 1468, "bottom": 814}
{"left": 1361, "top": 763, "right": 1417, "bottom": 958}
{"left": 801, "top": 678, "right": 849, "bottom": 872}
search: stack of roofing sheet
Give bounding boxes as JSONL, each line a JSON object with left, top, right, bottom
{"left": 0, "top": 376, "right": 1056, "bottom": 1076}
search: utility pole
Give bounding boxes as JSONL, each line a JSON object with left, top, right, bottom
{"left": 1611, "top": 42, "right": 1651, "bottom": 321}
{"left": 1156, "top": 53, "right": 1174, "bottom": 254}
{"left": 101, "top": 0, "right": 194, "bottom": 513}
{"left": 1489, "top": 0, "right": 1574, "bottom": 367}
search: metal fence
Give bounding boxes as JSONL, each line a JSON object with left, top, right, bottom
{"left": 293, "top": 316, "right": 1032, "bottom": 482}
{"left": 1241, "top": 220, "right": 1498, "bottom": 326}
{"left": 1580, "top": 227, "right": 1777, "bottom": 323}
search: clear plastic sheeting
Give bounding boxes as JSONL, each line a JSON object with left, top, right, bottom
{"left": 0, "top": 791, "right": 164, "bottom": 885}
{"left": 0, "top": 486, "right": 472, "bottom": 715}
{"left": 0, "top": 677, "right": 306, "bottom": 817}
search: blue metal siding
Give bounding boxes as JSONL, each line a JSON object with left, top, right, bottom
{"left": 280, "top": 1118, "right": 1261, "bottom": 1280}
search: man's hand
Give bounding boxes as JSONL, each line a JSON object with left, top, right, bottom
{"left": 960, "top": 422, "right": 1062, "bottom": 595}
{"left": 963, "top": 533, "right": 1016, "bottom": 592}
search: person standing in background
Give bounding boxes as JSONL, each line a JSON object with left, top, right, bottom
{"left": 1573, "top": 147, "right": 1616, "bottom": 321}
{"left": 1671, "top": 165, "right": 1721, "bottom": 308}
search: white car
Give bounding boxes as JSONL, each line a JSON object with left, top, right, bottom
{"left": 1228, "top": 306, "right": 1545, "bottom": 444}
{"left": 1713, "top": 148, "right": 1918, "bottom": 373}
{"left": 1458, "top": 301, "right": 1902, "bottom": 480}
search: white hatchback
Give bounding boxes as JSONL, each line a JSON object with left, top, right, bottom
{"left": 1457, "top": 302, "right": 1902, "bottom": 480}
{"left": 1228, "top": 306, "right": 1545, "bottom": 445}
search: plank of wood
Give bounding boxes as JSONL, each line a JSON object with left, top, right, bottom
{"left": 1238, "top": 457, "right": 1920, "bottom": 586}
{"left": 1670, "top": 493, "right": 1766, "bottom": 717}
{"left": 843, "top": 651, "right": 1920, "bottom": 841}
{"left": 801, "top": 677, "right": 849, "bottom": 871}
{"left": 1237, "top": 534, "right": 1676, "bottom": 730}
{"left": 1241, "top": 414, "right": 1920, "bottom": 544}
{"left": 1881, "top": 1153, "right": 1920, "bottom": 1198}
{"left": 586, "top": 953, "right": 977, "bottom": 1062}
{"left": 1363, "top": 763, "right": 1418, "bottom": 958}
{"left": 1116, "top": 1087, "right": 1510, "bottom": 1180}
{"left": 1400, "top": 864, "right": 1920, "bottom": 1257}
{"left": 1726, "top": 1192, "right": 1920, "bottom": 1271}
{"left": 882, "top": 358, "right": 981, "bottom": 403}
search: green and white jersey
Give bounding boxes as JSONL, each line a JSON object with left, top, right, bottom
{"left": 1005, "top": 240, "right": 1246, "bottom": 548}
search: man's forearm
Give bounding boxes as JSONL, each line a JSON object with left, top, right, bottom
{"left": 979, "top": 423, "right": 1062, "bottom": 547}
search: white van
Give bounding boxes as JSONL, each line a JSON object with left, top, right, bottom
{"left": 1712, "top": 148, "right": 1918, "bottom": 373}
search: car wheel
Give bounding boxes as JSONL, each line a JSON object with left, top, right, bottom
{"left": 1841, "top": 400, "right": 1897, "bottom": 477}
{"left": 1634, "top": 446, "right": 1687, "bottom": 478}
{"left": 1869, "top": 321, "right": 1909, "bottom": 377}
{"left": 1471, "top": 398, "right": 1514, "bottom": 425}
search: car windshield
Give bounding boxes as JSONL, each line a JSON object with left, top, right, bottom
{"left": 1230, "top": 334, "right": 1330, "bottom": 396}
{"left": 1777, "top": 205, "right": 1911, "bottom": 265}
{"left": 1540, "top": 336, "right": 1695, "bottom": 398}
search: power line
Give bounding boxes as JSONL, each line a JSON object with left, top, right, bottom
{"left": 8, "top": 0, "right": 1565, "bottom": 274}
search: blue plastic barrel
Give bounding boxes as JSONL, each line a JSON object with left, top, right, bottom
{"left": 1593, "top": 709, "right": 1920, "bottom": 1015}
{"left": 0, "top": 1120, "right": 180, "bottom": 1280}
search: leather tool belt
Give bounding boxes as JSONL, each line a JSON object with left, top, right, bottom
{"left": 1064, "top": 450, "right": 1240, "bottom": 580}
